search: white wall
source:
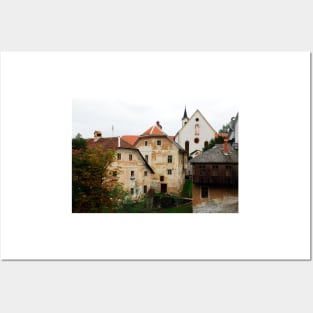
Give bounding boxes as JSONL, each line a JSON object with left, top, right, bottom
{"left": 176, "top": 110, "right": 216, "bottom": 156}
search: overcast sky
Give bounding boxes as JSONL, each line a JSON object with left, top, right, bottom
{"left": 72, "top": 52, "right": 244, "bottom": 138}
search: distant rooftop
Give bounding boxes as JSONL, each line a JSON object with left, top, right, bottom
{"left": 87, "top": 137, "right": 135, "bottom": 150}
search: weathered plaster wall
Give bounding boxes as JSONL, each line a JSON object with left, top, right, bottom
{"left": 136, "top": 137, "right": 185, "bottom": 194}
{"left": 192, "top": 185, "right": 238, "bottom": 213}
{"left": 110, "top": 148, "right": 152, "bottom": 200}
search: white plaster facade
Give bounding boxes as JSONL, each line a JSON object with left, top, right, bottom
{"left": 175, "top": 109, "right": 217, "bottom": 158}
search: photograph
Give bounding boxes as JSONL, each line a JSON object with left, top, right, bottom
{"left": 72, "top": 106, "right": 238, "bottom": 213}
{"left": 72, "top": 52, "right": 239, "bottom": 213}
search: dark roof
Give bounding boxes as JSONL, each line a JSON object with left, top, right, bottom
{"left": 182, "top": 106, "right": 188, "bottom": 119}
{"left": 190, "top": 144, "right": 238, "bottom": 164}
{"left": 228, "top": 112, "right": 238, "bottom": 141}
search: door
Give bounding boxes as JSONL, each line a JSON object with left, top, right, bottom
{"left": 161, "top": 183, "right": 167, "bottom": 193}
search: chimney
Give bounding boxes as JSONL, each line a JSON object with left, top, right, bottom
{"left": 118, "top": 136, "right": 121, "bottom": 148}
{"left": 156, "top": 121, "right": 162, "bottom": 129}
{"left": 223, "top": 139, "right": 229, "bottom": 154}
{"left": 94, "top": 130, "right": 102, "bottom": 142}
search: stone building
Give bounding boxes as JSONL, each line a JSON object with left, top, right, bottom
{"left": 175, "top": 107, "right": 217, "bottom": 158}
{"left": 135, "top": 121, "right": 186, "bottom": 195}
{"left": 87, "top": 132, "right": 154, "bottom": 200}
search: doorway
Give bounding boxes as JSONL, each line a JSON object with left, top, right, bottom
{"left": 161, "top": 184, "right": 167, "bottom": 193}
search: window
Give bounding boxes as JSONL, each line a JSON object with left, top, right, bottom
{"left": 144, "top": 185, "right": 147, "bottom": 193}
{"left": 168, "top": 169, "right": 172, "bottom": 175}
{"left": 157, "top": 140, "right": 161, "bottom": 146}
{"left": 195, "top": 118, "right": 199, "bottom": 122}
{"left": 117, "top": 153, "right": 121, "bottom": 160}
{"left": 195, "top": 124, "right": 200, "bottom": 135}
{"left": 131, "top": 171, "right": 135, "bottom": 177}
{"left": 168, "top": 155, "right": 173, "bottom": 163}
{"left": 212, "top": 165, "right": 218, "bottom": 176}
{"left": 129, "top": 154, "right": 132, "bottom": 161}
{"left": 130, "top": 188, "right": 134, "bottom": 195}
{"left": 112, "top": 171, "right": 117, "bottom": 177}
{"left": 200, "top": 165, "right": 206, "bottom": 176}
{"left": 144, "top": 141, "right": 148, "bottom": 146}
{"left": 225, "top": 165, "right": 232, "bottom": 176}
{"left": 204, "top": 141, "right": 209, "bottom": 149}
{"left": 160, "top": 176, "right": 164, "bottom": 182}
{"left": 201, "top": 186, "right": 208, "bottom": 198}
{"left": 144, "top": 171, "right": 148, "bottom": 176}
{"left": 194, "top": 138, "right": 199, "bottom": 144}
{"left": 145, "top": 155, "right": 148, "bottom": 162}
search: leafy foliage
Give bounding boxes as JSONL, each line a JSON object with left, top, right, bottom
{"left": 203, "top": 135, "right": 225, "bottom": 152}
{"left": 219, "top": 123, "right": 230, "bottom": 133}
{"left": 72, "top": 143, "right": 126, "bottom": 213}
{"left": 72, "top": 133, "right": 87, "bottom": 150}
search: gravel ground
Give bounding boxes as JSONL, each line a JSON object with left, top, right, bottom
{"left": 193, "top": 196, "right": 238, "bottom": 213}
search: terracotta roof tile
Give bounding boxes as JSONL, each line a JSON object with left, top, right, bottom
{"left": 141, "top": 124, "right": 166, "bottom": 136}
{"left": 121, "top": 135, "right": 139, "bottom": 145}
{"left": 215, "top": 132, "right": 228, "bottom": 138}
{"left": 86, "top": 137, "right": 135, "bottom": 150}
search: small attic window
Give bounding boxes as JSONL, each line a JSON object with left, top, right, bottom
{"left": 157, "top": 140, "right": 162, "bottom": 146}
{"left": 195, "top": 118, "right": 199, "bottom": 122}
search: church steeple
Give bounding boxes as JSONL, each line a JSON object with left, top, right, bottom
{"left": 182, "top": 105, "right": 189, "bottom": 126}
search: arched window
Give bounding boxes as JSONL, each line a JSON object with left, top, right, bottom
{"left": 194, "top": 138, "right": 199, "bottom": 144}
{"left": 195, "top": 124, "right": 200, "bottom": 135}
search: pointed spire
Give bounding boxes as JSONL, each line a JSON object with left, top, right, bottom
{"left": 182, "top": 105, "right": 188, "bottom": 120}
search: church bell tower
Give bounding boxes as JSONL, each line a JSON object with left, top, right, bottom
{"left": 182, "top": 105, "right": 189, "bottom": 127}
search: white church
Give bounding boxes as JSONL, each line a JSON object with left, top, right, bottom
{"left": 175, "top": 107, "right": 217, "bottom": 158}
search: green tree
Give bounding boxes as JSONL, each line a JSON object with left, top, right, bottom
{"left": 72, "top": 145, "right": 126, "bottom": 213}
{"left": 219, "top": 123, "right": 230, "bottom": 133}
{"left": 72, "top": 133, "right": 87, "bottom": 150}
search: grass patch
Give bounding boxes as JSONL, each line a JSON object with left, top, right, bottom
{"left": 182, "top": 179, "right": 192, "bottom": 198}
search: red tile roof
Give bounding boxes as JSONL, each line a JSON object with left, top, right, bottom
{"left": 121, "top": 135, "right": 139, "bottom": 145}
{"left": 215, "top": 132, "right": 228, "bottom": 138}
{"left": 141, "top": 124, "right": 166, "bottom": 136}
{"left": 86, "top": 137, "right": 135, "bottom": 150}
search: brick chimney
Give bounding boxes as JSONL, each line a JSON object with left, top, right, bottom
{"left": 223, "top": 138, "right": 229, "bottom": 154}
{"left": 94, "top": 130, "right": 102, "bottom": 142}
{"left": 156, "top": 121, "right": 162, "bottom": 129}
